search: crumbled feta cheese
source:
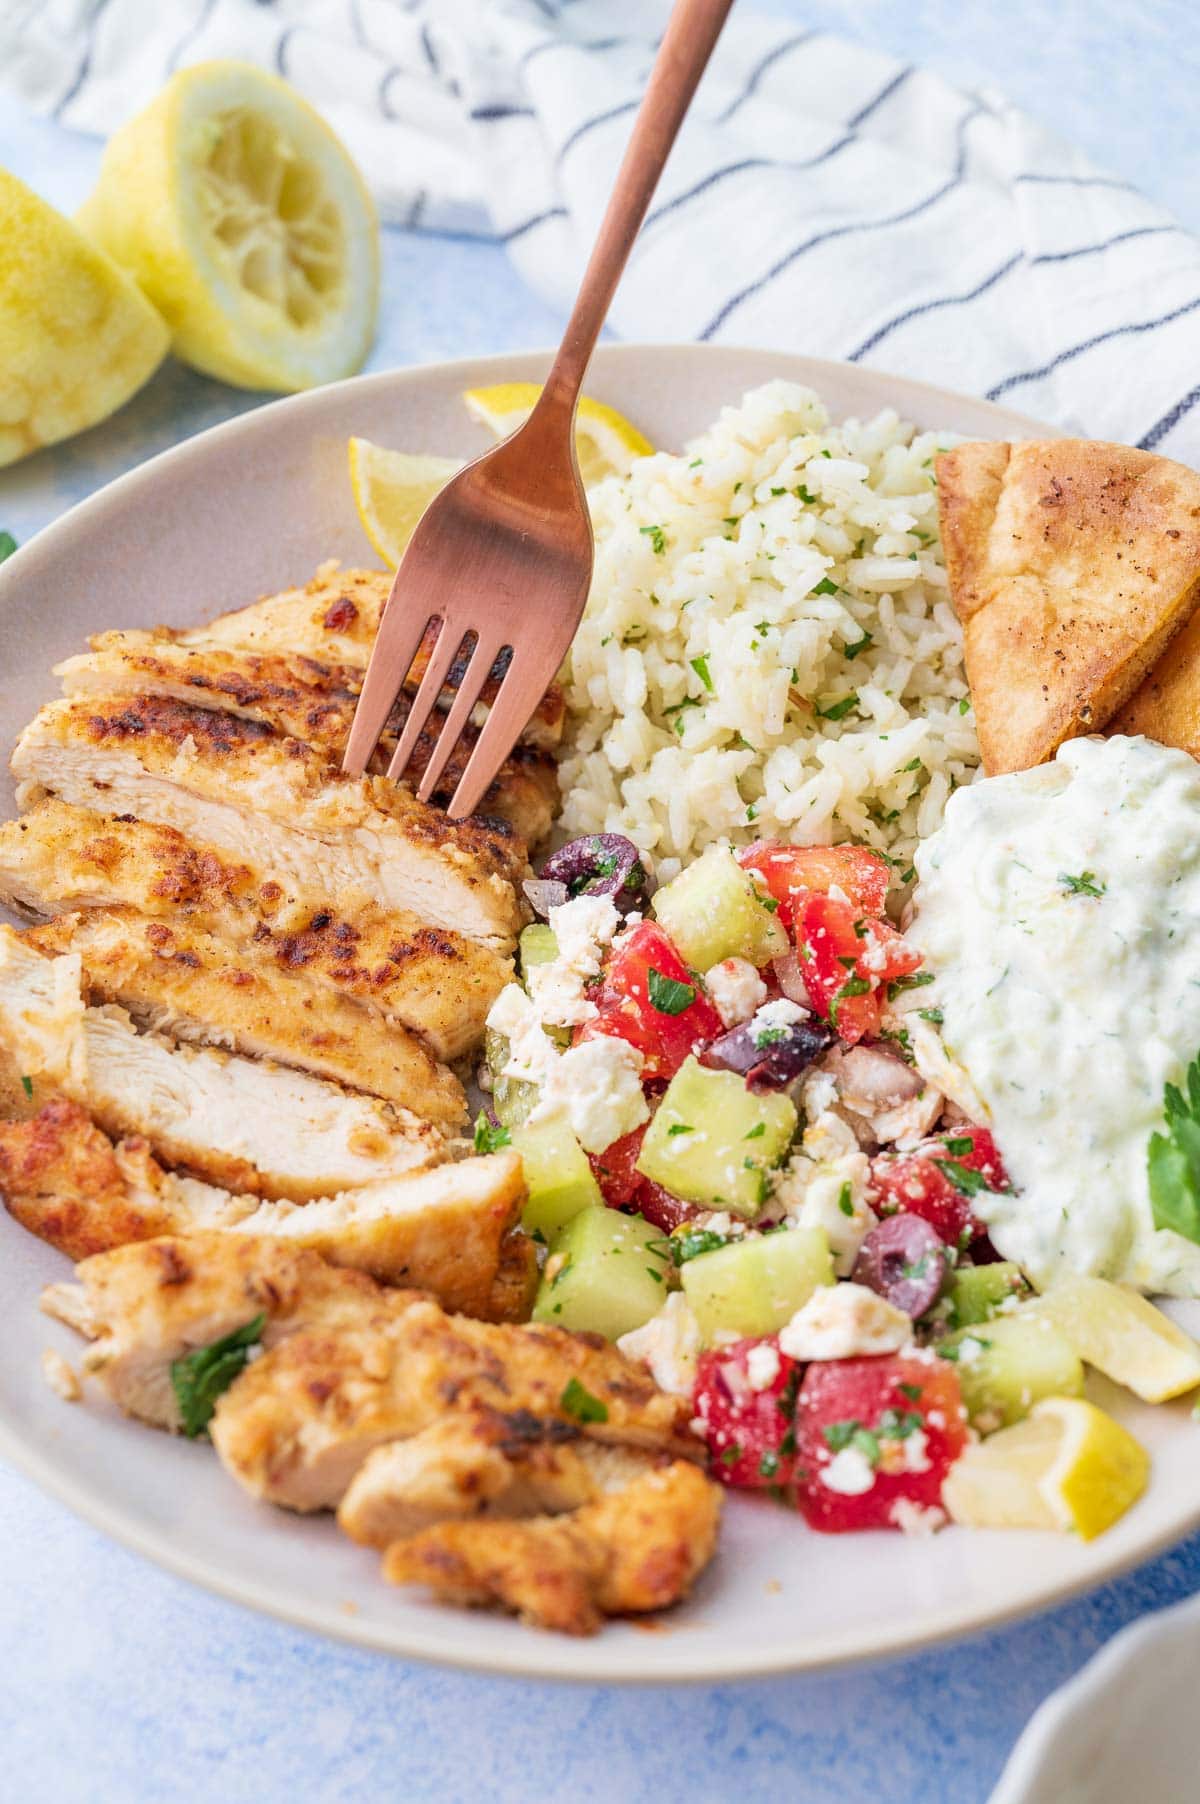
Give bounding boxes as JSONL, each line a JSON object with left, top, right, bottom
{"left": 954, "top": 1335, "right": 987, "bottom": 1367}
{"left": 533, "top": 1034, "right": 649, "bottom": 1153}
{"left": 801, "top": 1067, "right": 839, "bottom": 1121}
{"left": 751, "top": 997, "right": 808, "bottom": 1036}
{"left": 819, "top": 1446, "right": 877, "bottom": 1495}
{"left": 704, "top": 956, "right": 767, "bottom": 1028}
{"left": 487, "top": 983, "right": 558, "bottom": 1089}
{"left": 778, "top": 1282, "right": 913, "bottom": 1361}
{"left": 618, "top": 1294, "right": 702, "bottom": 1398}
{"left": 774, "top": 1142, "right": 875, "bottom": 1276}
{"left": 525, "top": 894, "right": 621, "bottom": 1027}
{"left": 800, "top": 1099, "right": 862, "bottom": 1163}
{"left": 889, "top": 1499, "right": 947, "bottom": 1535}
{"left": 692, "top": 1210, "right": 748, "bottom": 1239}
{"left": 744, "top": 1343, "right": 782, "bottom": 1390}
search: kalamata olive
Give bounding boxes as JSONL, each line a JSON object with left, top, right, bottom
{"left": 772, "top": 952, "right": 813, "bottom": 1009}
{"left": 521, "top": 878, "right": 569, "bottom": 919}
{"left": 540, "top": 833, "right": 653, "bottom": 915}
{"left": 853, "top": 1215, "right": 948, "bottom": 1318}
{"left": 701, "top": 1018, "right": 833, "bottom": 1090}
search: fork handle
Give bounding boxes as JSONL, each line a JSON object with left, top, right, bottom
{"left": 539, "top": 0, "right": 736, "bottom": 417}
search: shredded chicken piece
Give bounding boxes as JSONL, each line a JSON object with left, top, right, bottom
{"left": 41, "top": 1347, "right": 80, "bottom": 1401}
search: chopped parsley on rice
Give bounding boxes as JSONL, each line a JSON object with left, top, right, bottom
{"left": 559, "top": 381, "right": 979, "bottom": 881}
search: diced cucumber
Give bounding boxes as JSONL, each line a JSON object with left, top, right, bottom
{"left": 510, "top": 1115, "right": 603, "bottom": 1239}
{"left": 532, "top": 1206, "right": 669, "bottom": 1340}
{"left": 945, "top": 1262, "right": 1031, "bottom": 1329}
{"left": 682, "top": 1226, "right": 833, "bottom": 1342}
{"left": 485, "top": 1027, "right": 538, "bottom": 1129}
{"left": 651, "top": 846, "right": 788, "bottom": 969}
{"left": 939, "top": 1313, "right": 1083, "bottom": 1431}
{"left": 519, "top": 923, "right": 558, "bottom": 976}
{"left": 635, "top": 1055, "right": 796, "bottom": 1218}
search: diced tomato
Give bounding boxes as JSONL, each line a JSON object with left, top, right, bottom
{"left": 692, "top": 1337, "right": 804, "bottom": 1490}
{"left": 870, "top": 1127, "right": 1009, "bottom": 1249}
{"left": 588, "top": 1125, "right": 648, "bottom": 1210}
{"left": 794, "top": 1352, "right": 968, "bottom": 1532}
{"left": 792, "top": 893, "right": 923, "bottom": 1046}
{"left": 574, "top": 921, "right": 722, "bottom": 1081}
{"left": 738, "top": 841, "right": 891, "bottom": 928}
{"left": 632, "top": 1177, "right": 703, "bottom": 1234}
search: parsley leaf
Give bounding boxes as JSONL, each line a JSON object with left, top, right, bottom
{"left": 843, "top": 630, "right": 873, "bottom": 660}
{"left": 474, "top": 1112, "right": 511, "bottom": 1154}
{"left": 931, "top": 1158, "right": 998, "bottom": 1198}
{"left": 639, "top": 524, "right": 667, "bottom": 555}
{"left": 171, "top": 1315, "right": 265, "bottom": 1439}
{"left": 560, "top": 1378, "right": 609, "bottom": 1424}
{"left": 887, "top": 970, "right": 935, "bottom": 1001}
{"left": 817, "top": 693, "right": 857, "bottom": 722}
{"left": 667, "top": 1122, "right": 694, "bottom": 1137}
{"left": 1148, "top": 1050, "right": 1200, "bottom": 1245}
{"left": 20, "top": 1074, "right": 33, "bottom": 1100}
{"left": 813, "top": 577, "right": 839, "bottom": 597}
{"left": 669, "top": 1227, "right": 729, "bottom": 1266}
{"left": 690, "top": 653, "right": 714, "bottom": 692}
{"left": 0, "top": 532, "right": 16, "bottom": 564}
{"left": 647, "top": 967, "right": 697, "bottom": 1014}
{"left": 838, "top": 1181, "right": 854, "bottom": 1218}
{"left": 1059, "top": 870, "right": 1106, "bottom": 898}
{"left": 823, "top": 1420, "right": 881, "bottom": 1467}
{"left": 830, "top": 974, "right": 870, "bottom": 1029}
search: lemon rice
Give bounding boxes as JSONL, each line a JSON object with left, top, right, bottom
{"left": 0, "top": 168, "right": 168, "bottom": 468}
{"left": 463, "top": 382, "right": 653, "bottom": 486}
{"left": 78, "top": 60, "right": 378, "bottom": 392}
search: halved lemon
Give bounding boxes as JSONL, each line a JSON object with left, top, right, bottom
{"left": 348, "top": 439, "right": 460, "bottom": 569}
{"left": 77, "top": 60, "right": 378, "bottom": 392}
{"left": 944, "top": 1397, "right": 1149, "bottom": 1541}
{"left": 1031, "top": 1275, "right": 1200, "bottom": 1404}
{"left": 462, "top": 382, "right": 653, "bottom": 485}
{"left": 0, "top": 167, "right": 168, "bottom": 468}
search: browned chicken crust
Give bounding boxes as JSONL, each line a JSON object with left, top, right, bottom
{"left": 189, "top": 563, "right": 565, "bottom": 749}
{"left": 56, "top": 636, "right": 559, "bottom": 847}
{"left": 381, "top": 1460, "right": 721, "bottom": 1635}
{"left": 0, "top": 801, "right": 511, "bottom": 1062}
{"left": 24, "top": 908, "right": 467, "bottom": 1127}
{"left": 937, "top": 438, "right": 1200, "bottom": 774}
{"left": 12, "top": 695, "right": 527, "bottom": 949}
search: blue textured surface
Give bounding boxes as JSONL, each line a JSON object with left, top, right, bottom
{"left": 2, "top": 7, "right": 1198, "bottom": 1800}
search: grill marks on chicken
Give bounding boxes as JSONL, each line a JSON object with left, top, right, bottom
{"left": 24, "top": 908, "right": 467, "bottom": 1126}
{"left": 0, "top": 802, "right": 510, "bottom": 1062}
{"left": 2, "top": 1101, "right": 526, "bottom": 1315}
{"left": 14, "top": 695, "right": 526, "bottom": 950}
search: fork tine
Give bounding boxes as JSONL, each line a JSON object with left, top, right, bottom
{"left": 343, "top": 593, "right": 436, "bottom": 776}
{"left": 444, "top": 650, "right": 545, "bottom": 821}
{"left": 386, "top": 619, "right": 466, "bottom": 784}
{"left": 415, "top": 636, "right": 503, "bottom": 804}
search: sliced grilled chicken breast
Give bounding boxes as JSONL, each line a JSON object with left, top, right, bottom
{"left": 211, "top": 1298, "right": 699, "bottom": 1512}
{"left": 24, "top": 909, "right": 466, "bottom": 1126}
{"left": 338, "top": 1412, "right": 662, "bottom": 1546}
{"left": 188, "top": 563, "right": 565, "bottom": 749}
{"left": 381, "top": 1460, "right": 722, "bottom": 1635}
{"left": 0, "top": 802, "right": 510, "bottom": 1062}
{"left": 2, "top": 1100, "right": 527, "bottom": 1315}
{"left": 41, "top": 1232, "right": 402, "bottom": 1431}
{"left": 0, "top": 929, "right": 445, "bottom": 1200}
{"left": 12, "top": 697, "right": 526, "bottom": 950}
{"left": 55, "top": 637, "right": 559, "bottom": 846}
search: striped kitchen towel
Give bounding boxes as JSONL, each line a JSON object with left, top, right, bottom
{"left": 3, "top": 0, "right": 1198, "bottom": 459}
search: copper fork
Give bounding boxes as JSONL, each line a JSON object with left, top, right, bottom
{"left": 342, "top": 0, "right": 735, "bottom": 818}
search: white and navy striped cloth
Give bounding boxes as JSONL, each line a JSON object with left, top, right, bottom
{"left": 4, "top": 0, "right": 1199, "bottom": 460}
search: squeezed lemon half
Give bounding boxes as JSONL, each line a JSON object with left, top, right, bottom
{"left": 462, "top": 382, "right": 653, "bottom": 485}
{"left": 944, "top": 1397, "right": 1150, "bottom": 1541}
{"left": 0, "top": 167, "right": 169, "bottom": 468}
{"left": 78, "top": 60, "right": 379, "bottom": 392}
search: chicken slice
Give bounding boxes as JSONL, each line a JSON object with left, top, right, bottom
{"left": 0, "top": 801, "right": 511, "bottom": 1062}
{"left": 55, "top": 637, "right": 559, "bottom": 847}
{"left": 41, "top": 1231, "right": 403, "bottom": 1432}
{"left": 2, "top": 1099, "right": 526, "bottom": 1315}
{"left": 381, "top": 1460, "right": 722, "bottom": 1635}
{"left": 338, "top": 1412, "right": 663, "bottom": 1545}
{"left": 186, "top": 563, "right": 565, "bottom": 749}
{"left": 24, "top": 908, "right": 466, "bottom": 1127}
{"left": 210, "top": 1297, "right": 700, "bottom": 1512}
{"left": 0, "top": 928, "right": 446, "bottom": 1200}
{"left": 12, "top": 696, "right": 526, "bottom": 950}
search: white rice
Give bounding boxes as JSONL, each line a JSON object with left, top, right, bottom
{"left": 559, "top": 381, "right": 980, "bottom": 881}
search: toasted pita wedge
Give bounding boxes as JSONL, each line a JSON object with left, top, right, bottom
{"left": 1109, "top": 606, "right": 1200, "bottom": 754}
{"left": 937, "top": 439, "right": 1200, "bottom": 773}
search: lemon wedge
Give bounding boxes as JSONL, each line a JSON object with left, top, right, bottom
{"left": 1030, "top": 1275, "right": 1200, "bottom": 1404}
{"left": 462, "top": 382, "right": 653, "bottom": 485}
{"left": 348, "top": 439, "right": 460, "bottom": 569}
{"left": 944, "top": 1397, "right": 1149, "bottom": 1541}
{"left": 77, "top": 61, "right": 378, "bottom": 392}
{"left": 0, "top": 168, "right": 168, "bottom": 468}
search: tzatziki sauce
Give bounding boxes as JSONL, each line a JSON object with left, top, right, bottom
{"left": 908, "top": 734, "right": 1200, "bottom": 1296}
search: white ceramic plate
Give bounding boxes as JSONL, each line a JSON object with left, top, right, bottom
{"left": 2, "top": 342, "right": 1197, "bottom": 1684}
